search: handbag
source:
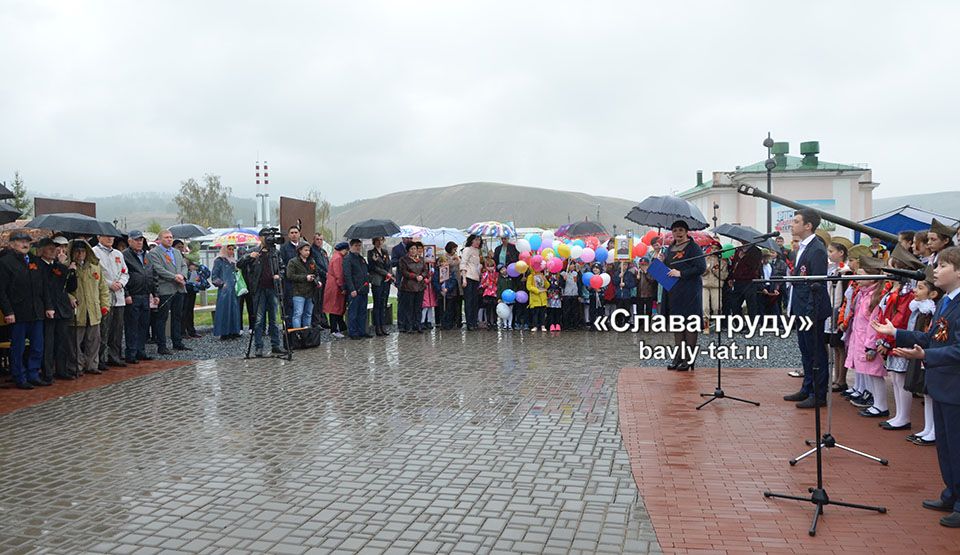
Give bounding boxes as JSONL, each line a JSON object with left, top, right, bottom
{"left": 235, "top": 269, "right": 249, "bottom": 297}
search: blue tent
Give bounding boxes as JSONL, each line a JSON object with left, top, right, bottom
{"left": 856, "top": 205, "right": 959, "bottom": 244}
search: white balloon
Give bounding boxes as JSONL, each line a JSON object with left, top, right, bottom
{"left": 600, "top": 273, "right": 611, "bottom": 287}
{"left": 517, "top": 239, "right": 531, "bottom": 253}
{"left": 496, "top": 302, "right": 511, "bottom": 320}
{"left": 543, "top": 230, "right": 555, "bottom": 242}
{"left": 570, "top": 245, "right": 583, "bottom": 259}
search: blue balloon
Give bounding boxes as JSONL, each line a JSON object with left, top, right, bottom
{"left": 595, "top": 246, "right": 608, "bottom": 264}
{"left": 581, "top": 271, "right": 594, "bottom": 286}
{"left": 501, "top": 289, "right": 516, "bottom": 304}
{"left": 573, "top": 239, "right": 586, "bottom": 248}
{"left": 529, "top": 234, "right": 542, "bottom": 251}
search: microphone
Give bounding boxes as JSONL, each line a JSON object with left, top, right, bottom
{"left": 880, "top": 266, "right": 926, "bottom": 281}
{"left": 753, "top": 231, "right": 780, "bottom": 241}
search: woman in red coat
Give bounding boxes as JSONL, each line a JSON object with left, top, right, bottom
{"left": 323, "top": 243, "right": 349, "bottom": 338}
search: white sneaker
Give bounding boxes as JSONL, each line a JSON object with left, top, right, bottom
{"left": 332, "top": 332, "right": 345, "bottom": 339}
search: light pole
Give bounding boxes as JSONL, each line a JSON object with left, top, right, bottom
{"left": 763, "top": 133, "right": 776, "bottom": 233}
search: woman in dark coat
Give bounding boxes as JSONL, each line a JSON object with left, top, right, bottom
{"left": 367, "top": 237, "right": 393, "bottom": 336}
{"left": 662, "top": 220, "right": 706, "bottom": 371}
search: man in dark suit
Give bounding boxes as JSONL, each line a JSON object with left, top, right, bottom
{"left": 875, "top": 246, "right": 960, "bottom": 527}
{"left": 123, "top": 230, "right": 155, "bottom": 363}
{"left": 37, "top": 237, "right": 77, "bottom": 381}
{"left": 343, "top": 239, "right": 372, "bottom": 339}
{"left": 783, "top": 209, "right": 832, "bottom": 408}
{"left": 0, "top": 231, "right": 47, "bottom": 389}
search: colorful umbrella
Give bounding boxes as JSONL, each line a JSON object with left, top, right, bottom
{"left": 466, "top": 221, "right": 517, "bottom": 238}
{"left": 210, "top": 228, "right": 260, "bottom": 247}
{"left": 392, "top": 225, "right": 430, "bottom": 239}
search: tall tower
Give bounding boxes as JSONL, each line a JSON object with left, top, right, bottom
{"left": 254, "top": 160, "right": 270, "bottom": 227}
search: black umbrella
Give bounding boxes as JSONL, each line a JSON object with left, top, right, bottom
{"left": 0, "top": 202, "right": 22, "bottom": 225}
{"left": 168, "top": 223, "right": 211, "bottom": 239}
{"left": 343, "top": 219, "right": 401, "bottom": 239}
{"left": 564, "top": 219, "right": 609, "bottom": 239}
{"left": 625, "top": 195, "right": 709, "bottom": 230}
{"left": 0, "top": 183, "right": 14, "bottom": 200}
{"left": 25, "top": 213, "right": 122, "bottom": 237}
{"left": 713, "top": 223, "right": 778, "bottom": 251}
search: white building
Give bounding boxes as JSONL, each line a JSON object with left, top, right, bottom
{"left": 678, "top": 141, "right": 877, "bottom": 241}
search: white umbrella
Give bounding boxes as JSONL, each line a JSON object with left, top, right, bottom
{"left": 416, "top": 227, "right": 466, "bottom": 247}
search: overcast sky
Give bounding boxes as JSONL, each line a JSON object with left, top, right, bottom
{"left": 1, "top": 1, "right": 957, "bottom": 205}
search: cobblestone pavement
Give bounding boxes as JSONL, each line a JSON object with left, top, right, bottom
{"left": 0, "top": 329, "right": 689, "bottom": 555}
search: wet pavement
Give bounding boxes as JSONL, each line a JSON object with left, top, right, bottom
{"left": 0, "top": 329, "right": 684, "bottom": 555}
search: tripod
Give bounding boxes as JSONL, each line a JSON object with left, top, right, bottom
{"left": 761, "top": 274, "right": 889, "bottom": 466}
{"left": 761, "top": 273, "right": 886, "bottom": 535}
{"left": 244, "top": 246, "right": 293, "bottom": 361}
{"left": 678, "top": 208, "right": 760, "bottom": 410}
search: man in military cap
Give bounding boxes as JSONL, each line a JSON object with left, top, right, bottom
{"left": 0, "top": 231, "right": 47, "bottom": 389}
{"left": 123, "top": 230, "right": 154, "bottom": 363}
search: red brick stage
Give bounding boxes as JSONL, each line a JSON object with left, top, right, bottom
{"left": 619, "top": 367, "right": 958, "bottom": 554}
{"left": 0, "top": 359, "right": 192, "bottom": 416}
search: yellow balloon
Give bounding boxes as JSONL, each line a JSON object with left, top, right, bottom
{"left": 515, "top": 260, "right": 529, "bottom": 274}
{"left": 541, "top": 248, "right": 555, "bottom": 259}
{"left": 557, "top": 243, "right": 571, "bottom": 258}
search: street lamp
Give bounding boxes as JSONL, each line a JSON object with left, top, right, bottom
{"left": 763, "top": 133, "right": 776, "bottom": 233}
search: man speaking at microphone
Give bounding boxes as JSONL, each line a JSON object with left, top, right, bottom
{"left": 782, "top": 209, "right": 832, "bottom": 408}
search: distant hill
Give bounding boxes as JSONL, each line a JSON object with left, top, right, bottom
{"left": 328, "top": 182, "right": 640, "bottom": 234}
{"left": 873, "top": 192, "right": 960, "bottom": 218}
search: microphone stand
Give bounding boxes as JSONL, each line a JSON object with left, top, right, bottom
{"left": 759, "top": 273, "right": 887, "bottom": 536}
{"left": 758, "top": 274, "right": 888, "bottom": 466}
{"left": 672, "top": 208, "right": 761, "bottom": 410}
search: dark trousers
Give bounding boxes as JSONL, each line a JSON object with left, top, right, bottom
{"left": 372, "top": 282, "right": 390, "bottom": 329}
{"left": 347, "top": 290, "right": 369, "bottom": 337}
{"left": 728, "top": 280, "right": 760, "bottom": 316}
{"left": 529, "top": 306, "right": 545, "bottom": 328}
{"left": 99, "top": 305, "right": 124, "bottom": 364}
{"left": 483, "top": 296, "right": 497, "bottom": 327}
{"left": 240, "top": 293, "right": 255, "bottom": 330}
{"left": 10, "top": 320, "right": 43, "bottom": 384}
{"left": 562, "top": 297, "right": 580, "bottom": 329}
{"left": 547, "top": 307, "right": 561, "bottom": 327}
{"left": 464, "top": 279, "right": 480, "bottom": 328}
{"left": 312, "top": 286, "right": 328, "bottom": 327}
{"left": 762, "top": 289, "right": 782, "bottom": 316}
{"left": 399, "top": 289, "right": 423, "bottom": 331}
{"left": 125, "top": 294, "right": 151, "bottom": 360}
{"left": 181, "top": 291, "right": 197, "bottom": 336}
{"left": 155, "top": 293, "right": 185, "bottom": 350}
{"left": 441, "top": 295, "right": 461, "bottom": 329}
{"left": 514, "top": 302, "right": 527, "bottom": 328}
{"left": 329, "top": 314, "right": 346, "bottom": 333}
{"left": 933, "top": 399, "right": 960, "bottom": 512}
{"left": 42, "top": 318, "right": 70, "bottom": 380}
{"left": 637, "top": 296, "right": 655, "bottom": 316}
{"left": 797, "top": 320, "right": 829, "bottom": 401}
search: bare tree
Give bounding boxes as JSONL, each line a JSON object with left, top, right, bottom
{"left": 307, "top": 188, "right": 333, "bottom": 239}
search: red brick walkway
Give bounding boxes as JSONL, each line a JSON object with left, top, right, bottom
{"left": 0, "top": 359, "right": 191, "bottom": 415}
{"left": 618, "top": 367, "right": 960, "bottom": 554}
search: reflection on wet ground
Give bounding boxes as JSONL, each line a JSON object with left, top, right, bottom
{"left": 0, "top": 331, "right": 670, "bottom": 554}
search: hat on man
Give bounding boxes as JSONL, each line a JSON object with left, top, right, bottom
{"left": 930, "top": 218, "right": 958, "bottom": 238}
{"left": 127, "top": 230, "right": 144, "bottom": 240}
{"left": 815, "top": 229, "right": 831, "bottom": 247}
{"left": 8, "top": 230, "right": 31, "bottom": 242}
{"left": 334, "top": 241, "right": 349, "bottom": 251}
{"left": 35, "top": 237, "right": 56, "bottom": 249}
{"left": 891, "top": 243, "right": 923, "bottom": 270}
{"left": 51, "top": 235, "right": 69, "bottom": 245}
{"left": 924, "top": 265, "right": 936, "bottom": 284}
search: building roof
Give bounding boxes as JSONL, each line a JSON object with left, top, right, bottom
{"left": 677, "top": 155, "right": 865, "bottom": 198}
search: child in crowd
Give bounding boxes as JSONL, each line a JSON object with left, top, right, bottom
{"left": 873, "top": 246, "right": 960, "bottom": 527}
{"left": 614, "top": 261, "right": 637, "bottom": 314}
{"left": 421, "top": 257, "right": 439, "bottom": 330}
{"left": 496, "top": 265, "right": 513, "bottom": 329}
{"left": 898, "top": 267, "right": 942, "bottom": 445}
{"left": 480, "top": 258, "right": 499, "bottom": 330}
{"left": 845, "top": 257, "right": 893, "bottom": 417}
{"left": 513, "top": 268, "right": 529, "bottom": 330}
{"left": 603, "top": 262, "right": 617, "bottom": 317}
{"left": 546, "top": 268, "right": 562, "bottom": 332}
{"left": 826, "top": 242, "right": 851, "bottom": 392}
{"left": 637, "top": 258, "right": 656, "bottom": 316}
{"left": 438, "top": 255, "right": 457, "bottom": 330}
{"left": 526, "top": 268, "right": 547, "bottom": 332}
{"left": 927, "top": 219, "right": 956, "bottom": 266}
{"left": 587, "top": 263, "right": 604, "bottom": 329}
{"left": 914, "top": 230, "right": 931, "bottom": 264}
{"left": 561, "top": 261, "right": 581, "bottom": 330}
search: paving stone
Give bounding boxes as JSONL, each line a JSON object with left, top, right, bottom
{"left": 0, "top": 331, "right": 663, "bottom": 553}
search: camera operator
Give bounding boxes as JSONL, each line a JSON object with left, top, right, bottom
{"left": 279, "top": 225, "right": 306, "bottom": 326}
{"left": 238, "top": 228, "right": 289, "bottom": 358}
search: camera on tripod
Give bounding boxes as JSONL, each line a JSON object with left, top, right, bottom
{"left": 258, "top": 226, "right": 283, "bottom": 249}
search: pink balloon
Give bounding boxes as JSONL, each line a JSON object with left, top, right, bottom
{"left": 548, "top": 257, "right": 563, "bottom": 273}
{"left": 519, "top": 251, "right": 532, "bottom": 262}
{"left": 580, "top": 247, "right": 596, "bottom": 263}
{"left": 589, "top": 275, "right": 603, "bottom": 289}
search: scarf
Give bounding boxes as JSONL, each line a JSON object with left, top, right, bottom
{"left": 909, "top": 298, "right": 936, "bottom": 314}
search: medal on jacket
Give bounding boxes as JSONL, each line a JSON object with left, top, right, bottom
{"left": 934, "top": 317, "right": 949, "bottom": 342}
{"left": 799, "top": 265, "right": 808, "bottom": 276}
